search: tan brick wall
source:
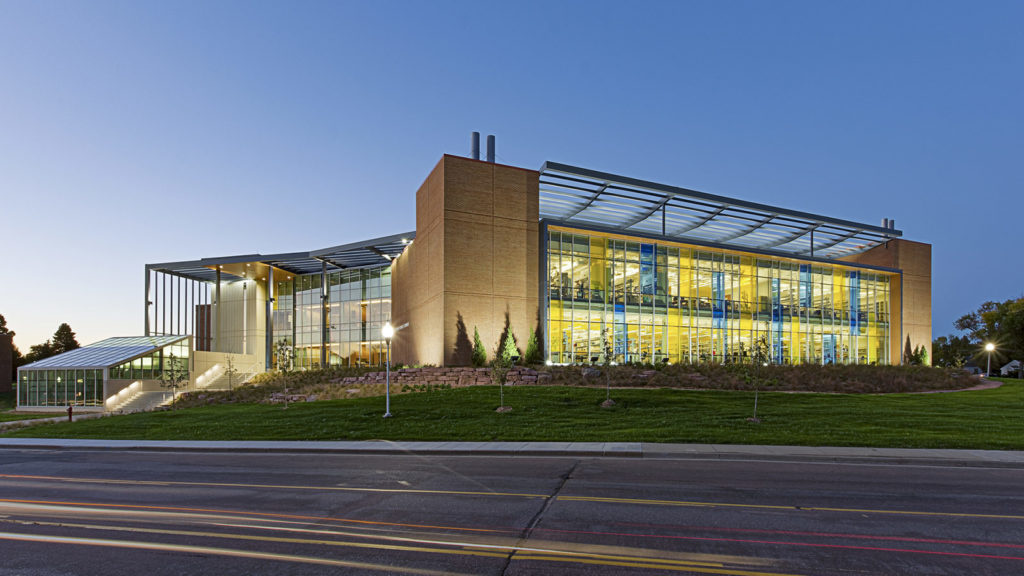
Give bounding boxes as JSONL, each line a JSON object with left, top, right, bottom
{"left": 391, "top": 155, "right": 540, "bottom": 366}
{"left": 843, "top": 239, "right": 932, "bottom": 365}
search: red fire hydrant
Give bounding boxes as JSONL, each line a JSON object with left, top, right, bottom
{"left": 67, "top": 406, "right": 73, "bottom": 422}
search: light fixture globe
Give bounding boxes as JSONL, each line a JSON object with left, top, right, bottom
{"left": 985, "top": 342, "right": 995, "bottom": 352}
{"left": 382, "top": 322, "right": 394, "bottom": 340}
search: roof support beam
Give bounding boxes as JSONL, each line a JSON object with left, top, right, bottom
{"left": 796, "top": 228, "right": 860, "bottom": 256}
{"left": 667, "top": 207, "right": 726, "bottom": 236}
{"left": 756, "top": 223, "right": 820, "bottom": 250}
{"left": 713, "top": 214, "right": 776, "bottom": 243}
{"left": 563, "top": 183, "right": 608, "bottom": 219}
{"left": 621, "top": 196, "right": 673, "bottom": 229}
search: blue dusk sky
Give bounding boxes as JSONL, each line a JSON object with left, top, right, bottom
{"left": 1, "top": 0, "right": 1021, "bottom": 350}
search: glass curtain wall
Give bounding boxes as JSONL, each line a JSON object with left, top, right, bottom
{"left": 547, "top": 228, "right": 892, "bottom": 365}
{"left": 271, "top": 266, "right": 391, "bottom": 369}
{"left": 327, "top": 267, "right": 390, "bottom": 367}
{"left": 18, "top": 369, "right": 103, "bottom": 407}
{"left": 272, "top": 277, "right": 295, "bottom": 370}
{"left": 293, "top": 274, "right": 323, "bottom": 369}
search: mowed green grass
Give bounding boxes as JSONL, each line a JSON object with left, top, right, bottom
{"left": 5, "top": 380, "right": 1024, "bottom": 449}
{"left": 0, "top": 391, "right": 64, "bottom": 423}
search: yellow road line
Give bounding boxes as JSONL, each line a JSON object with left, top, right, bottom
{"left": 214, "top": 521, "right": 728, "bottom": 568}
{"left": 0, "top": 497, "right": 510, "bottom": 534}
{"left": 558, "top": 495, "right": 1024, "bottom": 521}
{"left": 0, "top": 473, "right": 547, "bottom": 499}
{"left": 3, "top": 518, "right": 783, "bottom": 573}
{"left": 2, "top": 519, "right": 509, "bottom": 559}
{"left": 0, "top": 530, "right": 475, "bottom": 575}
{"left": 514, "top": 554, "right": 804, "bottom": 576}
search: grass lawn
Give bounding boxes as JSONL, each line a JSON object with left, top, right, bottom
{"left": 4, "top": 380, "right": 1024, "bottom": 449}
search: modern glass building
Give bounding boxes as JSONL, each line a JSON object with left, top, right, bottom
{"left": 17, "top": 336, "right": 190, "bottom": 412}
{"left": 142, "top": 234, "right": 410, "bottom": 373}
{"left": 538, "top": 163, "right": 902, "bottom": 366}
{"left": 391, "top": 155, "right": 929, "bottom": 369}
{"left": 16, "top": 148, "right": 932, "bottom": 411}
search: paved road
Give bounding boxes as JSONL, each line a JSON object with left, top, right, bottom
{"left": 1, "top": 448, "right": 1022, "bottom": 575}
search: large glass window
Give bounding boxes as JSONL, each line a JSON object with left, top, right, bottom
{"left": 546, "top": 227, "right": 894, "bottom": 366}
{"left": 18, "top": 368, "right": 105, "bottom": 407}
{"left": 271, "top": 265, "right": 392, "bottom": 369}
{"left": 326, "top": 266, "right": 391, "bottom": 367}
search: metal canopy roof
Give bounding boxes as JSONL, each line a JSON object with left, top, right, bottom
{"left": 539, "top": 162, "right": 901, "bottom": 260}
{"left": 147, "top": 232, "right": 415, "bottom": 283}
{"left": 19, "top": 335, "right": 189, "bottom": 370}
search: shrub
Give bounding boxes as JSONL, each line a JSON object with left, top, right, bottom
{"left": 471, "top": 327, "right": 487, "bottom": 367}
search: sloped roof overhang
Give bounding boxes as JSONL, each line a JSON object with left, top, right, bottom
{"left": 146, "top": 232, "right": 415, "bottom": 283}
{"left": 539, "top": 162, "right": 901, "bottom": 260}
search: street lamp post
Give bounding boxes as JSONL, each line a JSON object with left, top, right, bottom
{"left": 985, "top": 342, "right": 995, "bottom": 377}
{"left": 382, "top": 322, "right": 394, "bottom": 418}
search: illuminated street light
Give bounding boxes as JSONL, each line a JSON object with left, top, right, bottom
{"left": 382, "top": 322, "right": 394, "bottom": 418}
{"left": 985, "top": 342, "right": 995, "bottom": 377}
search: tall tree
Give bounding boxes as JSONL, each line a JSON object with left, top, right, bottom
{"left": 951, "top": 297, "right": 1024, "bottom": 364}
{"left": 0, "top": 314, "right": 13, "bottom": 337}
{"left": 0, "top": 314, "right": 16, "bottom": 381}
{"left": 932, "top": 335, "right": 973, "bottom": 368}
{"left": 24, "top": 340, "right": 55, "bottom": 364}
{"left": 51, "top": 323, "right": 80, "bottom": 355}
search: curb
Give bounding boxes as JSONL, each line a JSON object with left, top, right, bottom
{"left": 1, "top": 439, "right": 1022, "bottom": 468}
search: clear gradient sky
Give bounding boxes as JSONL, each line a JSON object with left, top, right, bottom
{"left": 1, "top": 0, "right": 1021, "bottom": 350}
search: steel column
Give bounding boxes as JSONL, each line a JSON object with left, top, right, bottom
{"left": 320, "top": 261, "right": 328, "bottom": 367}
{"left": 144, "top": 269, "right": 151, "bottom": 336}
{"left": 214, "top": 269, "right": 221, "bottom": 353}
{"left": 266, "top": 267, "right": 274, "bottom": 370}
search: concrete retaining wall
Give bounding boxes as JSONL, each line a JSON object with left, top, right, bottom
{"left": 331, "top": 366, "right": 552, "bottom": 388}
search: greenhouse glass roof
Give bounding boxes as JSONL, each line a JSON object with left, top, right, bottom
{"left": 19, "top": 335, "right": 188, "bottom": 370}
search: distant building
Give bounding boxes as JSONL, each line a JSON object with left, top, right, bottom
{"left": 0, "top": 334, "right": 12, "bottom": 393}
{"left": 1001, "top": 360, "right": 1022, "bottom": 377}
{"left": 17, "top": 141, "right": 933, "bottom": 411}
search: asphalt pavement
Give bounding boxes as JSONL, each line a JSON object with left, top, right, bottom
{"left": 2, "top": 447, "right": 1023, "bottom": 575}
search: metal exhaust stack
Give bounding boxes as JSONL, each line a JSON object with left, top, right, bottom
{"left": 471, "top": 132, "right": 480, "bottom": 160}
{"left": 486, "top": 134, "right": 495, "bottom": 163}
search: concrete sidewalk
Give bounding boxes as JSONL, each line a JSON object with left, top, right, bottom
{"left": 1, "top": 437, "right": 1023, "bottom": 468}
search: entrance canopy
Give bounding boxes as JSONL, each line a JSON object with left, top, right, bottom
{"left": 146, "top": 232, "right": 415, "bottom": 283}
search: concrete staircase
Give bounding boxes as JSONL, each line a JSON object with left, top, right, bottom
{"left": 113, "top": 391, "right": 174, "bottom": 414}
{"left": 197, "top": 365, "right": 260, "bottom": 391}
{"left": 105, "top": 386, "right": 174, "bottom": 414}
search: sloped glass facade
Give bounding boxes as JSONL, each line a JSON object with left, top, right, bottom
{"left": 109, "top": 339, "right": 190, "bottom": 380}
